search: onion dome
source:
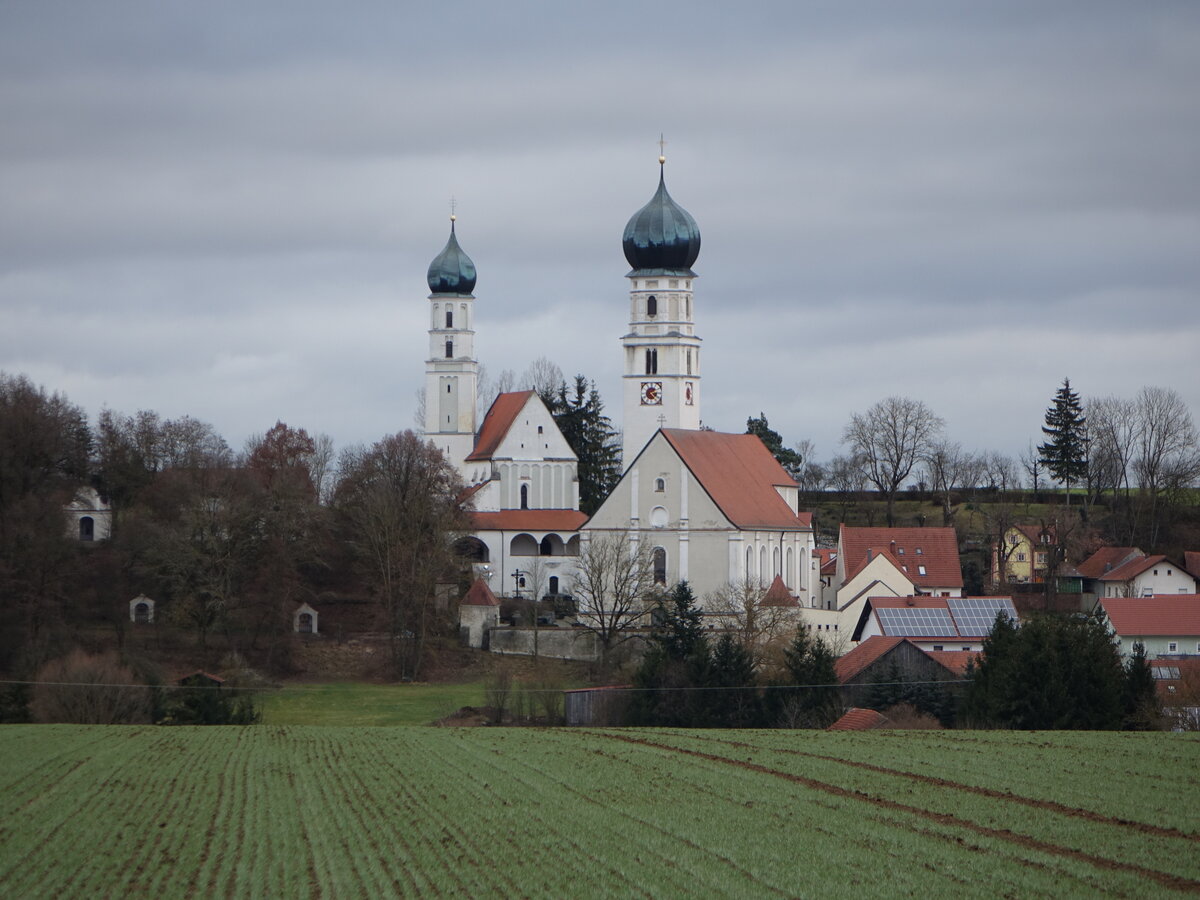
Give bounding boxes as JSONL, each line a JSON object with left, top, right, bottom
{"left": 622, "top": 162, "right": 701, "bottom": 276}
{"left": 426, "top": 217, "right": 477, "bottom": 296}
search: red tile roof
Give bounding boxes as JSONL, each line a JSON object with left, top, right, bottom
{"left": 840, "top": 526, "right": 962, "bottom": 588}
{"left": 465, "top": 391, "right": 535, "bottom": 462}
{"left": 660, "top": 430, "right": 812, "bottom": 531}
{"left": 828, "top": 708, "right": 890, "bottom": 731}
{"left": 1099, "top": 554, "right": 1168, "bottom": 582}
{"left": 926, "top": 650, "right": 979, "bottom": 676}
{"left": 761, "top": 575, "right": 800, "bottom": 608}
{"left": 461, "top": 578, "right": 500, "bottom": 607}
{"left": 1076, "top": 547, "right": 1143, "bottom": 579}
{"left": 1014, "top": 523, "right": 1056, "bottom": 545}
{"left": 1101, "top": 595, "right": 1200, "bottom": 635}
{"left": 816, "top": 548, "right": 838, "bottom": 576}
{"left": 835, "top": 636, "right": 905, "bottom": 682}
{"left": 470, "top": 510, "right": 588, "bottom": 532}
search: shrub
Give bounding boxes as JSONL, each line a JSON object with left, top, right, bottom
{"left": 31, "top": 649, "right": 152, "bottom": 724}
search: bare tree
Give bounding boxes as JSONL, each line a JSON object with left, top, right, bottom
{"left": 521, "top": 356, "right": 565, "bottom": 403}
{"left": 1132, "top": 387, "right": 1200, "bottom": 546}
{"left": 705, "top": 578, "right": 797, "bottom": 663}
{"left": 827, "top": 453, "right": 867, "bottom": 522}
{"left": 922, "top": 440, "right": 976, "bottom": 526}
{"left": 1019, "top": 442, "right": 1043, "bottom": 495}
{"left": 842, "top": 397, "right": 944, "bottom": 526}
{"left": 333, "top": 432, "right": 469, "bottom": 680}
{"left": 981, "top": 452, "right": 1020, "bottom": 493}
{"left": 572, "top": 534, "right": 656, "bottom": 669}
{"left": 309, "top": 433, "right": 336, "bottom": 505}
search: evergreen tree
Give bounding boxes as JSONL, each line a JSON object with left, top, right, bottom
{"left": 1122, "top": 642, "right": 1159, "bottom": 731}
{"left": 771, "top": 626, "right": 840, "bottom": 728}
{"left": 745, "top": 413, "right": 804, "bottom": 477}
{"left": 1038, "top": 378, "right": 1089, "bottom": 506}
{"left": 626, "top": 582, "right": 710, "bottom": 726}
{"left": 964, "top": 611, "right": 1124, "bottom": 729}
{"left": 545, "top": 376, "right": 621, "bottom": 515}
{"left": 706, "top": 633, "right": 761, "bottom": 727}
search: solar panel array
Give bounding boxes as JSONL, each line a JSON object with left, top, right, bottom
{"left": 876, "top": 607, "right": 956, "bottom": 637}
{"left": 947, "top": 597, "right": 1016, "bottom": 637}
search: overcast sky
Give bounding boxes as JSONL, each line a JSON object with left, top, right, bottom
{"left": 3, "top": 1, "right": 1198, "bottom": 468}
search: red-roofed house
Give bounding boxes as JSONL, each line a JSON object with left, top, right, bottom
{"left": 583, "top": 429, "right": 815, "bottom": 607}
{"left": 459, "top": 578, "right": 502, "bottom": 648}
{"left": 828, "top": 708, "right": 890, "bottom": 731}
{"left": 1097, "top": 555, "right": 1196, "bottom": 599}
{"left": 852, "top": 595, "right": 1016, "bottom": 651}
{"left": 992, "top": 523, "right": 1057, "bottom": 584}
{"left": 1098, "top": 594, "right": 1200, "bottom": 659}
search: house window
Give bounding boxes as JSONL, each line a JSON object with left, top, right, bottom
{"left": 520, "top": 484, "right": 529, "bottom": 510}
{"left": 549, "top": 576, "right": 559, "bottom": 594}
{"left": 653, "top": 547, "right": 667, "bottom": 585}
{"left": 915, "top": 548, "right": 923, "bottom": 555}
{"left": 1168, "top": 642, "right": 1178, "bottom": 653}
{"left": 445, "top": 340, "right": 453, "bottom": 358}
{"left": 1035, "top": 553, "right": 1047, "bottom": 566}
{"left": 645, "top": 349, "right": 658, "bottom": 374}
{"left": 918, "top": 565, "right": 927, "bottom": 576}
{"left": 1008, "top": 534, "right": 1019, "bottom": 545}
{"left": 897, "top": 547, "right": 905, "bottom": 555}
{"left": 933, "top": 645, "right": 943, "bottom": 652}
{"left": 1016, "top": 552, "right": 1027, "bottom": 562}
{"left": 1154, "top": 569, "right": 1159, "bottom": 576}
{"left": 445, "top": 310, "right": 453, "bottom": 328}
{"left": 647, "top": 295, "right": 657, "bottom": 318}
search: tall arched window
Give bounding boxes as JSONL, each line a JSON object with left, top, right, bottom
{"left": 773, "top": 547, "right": 781, "bottom": 578}
{"left": 645, "top": 349, "right": 658, "bottom": 375}
{"left": 647, "top": 295, "right": 657, "bottom": 318}
{"left": 445, "top": 340, "right": 453, "bottom": 358}
{"left": 445, "top": 310, "right": 453, "bottom": 328}
{"left": 786, "top": 548, "right": 794, "bottom": 587}
{"left": 549, "top": 576, "right": 559, "bottom": 594}
{"left": 760, "top": 547, "right": 768, "bottom": 586}
{"left": 746, "top": 547, "right": 754, "bottom": 581}
{"left": 520, "top": 484, "right": 529, "bottom": 509}
{"left": 653, "top": 547, "right": 667, "bottom": 585}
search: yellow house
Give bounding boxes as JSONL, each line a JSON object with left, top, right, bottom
{"left": 993, "top": 524, "right": 1055, "bottom": 584}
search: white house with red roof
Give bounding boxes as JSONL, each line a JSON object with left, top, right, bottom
{"left": 1096, "top": 554, "right": 1196, "bottom": 599}
{"left": 583, "top": 428, "right": 815, "bottom": 607}
{"left": 1098, "top": 594, "right": 1200, "bottom": 660}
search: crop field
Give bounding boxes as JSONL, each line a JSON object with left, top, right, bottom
{"left": 0, "top": 727, "right": 1197, "bottom": 898}
{"left": 258, "top": 681, "right": 487, "bottom": 726}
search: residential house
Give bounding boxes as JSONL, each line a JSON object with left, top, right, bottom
{"left": 1098, "top": 594, "right": 1200, "bottom": 660}
{"left": 852, "top": 595, "right": 1017, "bottom": 652}
{"left": 992, "top": 523, "right": 1056, "bottom": 584}
{"left": 1095, "top": 554, "right": 1197, "bottom": 599}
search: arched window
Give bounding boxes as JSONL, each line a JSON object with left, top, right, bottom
{"left": 520, "top": 484, "right": 529, "bottom": 509}
{"left": 548, "top": 576, "right": 559, "bottom": 594}
{"left": 773, "top": 547, "right": 781, "bottom": 578}
{"left": 760, "top": 547, "right": 767, "bottom": 586}
{"left": 653, "top": 547, "right": 667, "bottom": 585}
{"left": 654, "top": 477, "right": 665, "bottom": 492}
{"left": 445, "top": 310, "right": 453, "bottom": 328}
{"left": 786, "top": 548, "right": 794, "bottom": 587}
{"left": 746, "top": 547, "right": 754, "bottom": 580}
{"left": 647, "top": 295, "right": 657, "bottom": 318}
{"left": 445, "top": 340, "right": 453, "bottom": 359}
{"left": 645, "top": 349, "right": 658, "bottom": 375}
{"left": 79, "top": 517, "right": 94, "bottom": 541}
{"left": 539, "top": 536, "right": 553, "bottom": 556}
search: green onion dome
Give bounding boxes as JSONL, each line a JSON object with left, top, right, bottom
{"left": 622, "top": 165, "right": 701, "bottom": 276}
{"left": 426, "top": 218, "right": 477, "bottom": 296}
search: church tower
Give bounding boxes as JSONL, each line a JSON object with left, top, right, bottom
{"left": 620, "top": 153, "right": 702, "bottom": 467}
{"left": 424, "top": 215, "right": 479, "bottom": 471}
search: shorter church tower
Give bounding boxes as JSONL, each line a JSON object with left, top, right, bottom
{"left": 424, "top": 215, "right": 479, "bottom": 472}
{"left": 620, "top": 154, "right": 702, "bottom": 467}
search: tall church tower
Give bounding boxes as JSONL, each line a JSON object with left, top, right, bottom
{"left": 620, "top": 153, "right": 702, "bottom": 467}
{"left": 424, "top": 215, "right": 479, "bottom": 471}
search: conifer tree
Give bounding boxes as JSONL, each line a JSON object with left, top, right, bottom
{"left": 544, "top": 376, "right": 621, "bottom": 515}
{"left": 1038, "top": 378, "right": 1089, "bottom": 505}
{"left": 745, "top": 413, "right": 804, "bottom": 477}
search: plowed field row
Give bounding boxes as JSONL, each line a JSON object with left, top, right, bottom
{"left": 0, "top": 726, "right": 1196, "bottom": 898}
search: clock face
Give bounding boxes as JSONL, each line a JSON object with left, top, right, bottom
{"left": 640, "top": 381, "right": 663, "bottom": 405}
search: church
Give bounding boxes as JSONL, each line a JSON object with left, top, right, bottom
{"left": 419, "top": 153, "right": 814, "bottom": 607}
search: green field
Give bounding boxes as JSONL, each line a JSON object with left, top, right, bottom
{"left": 1, "top": 727, "right": 1197, "bottom": 897}
{"left": 258, "top": 681, "right": 486, "bottom": 726}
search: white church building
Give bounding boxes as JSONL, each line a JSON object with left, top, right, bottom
{"left": 420, "top": 154, "right": 813, "bottom": 607}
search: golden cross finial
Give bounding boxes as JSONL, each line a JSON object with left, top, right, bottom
{"left": 657, "top": 133, "right": 667, "bottom": 165}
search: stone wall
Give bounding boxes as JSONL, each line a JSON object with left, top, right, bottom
{"left": 487, "top": 627, "right": 601, "bottom": 661}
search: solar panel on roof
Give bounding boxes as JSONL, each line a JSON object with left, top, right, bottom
{"left": 876, "top": 606, "right": 957, "bottom": 637}
{"left": 947, "top": 597, "right": 1017, "bottom": 637}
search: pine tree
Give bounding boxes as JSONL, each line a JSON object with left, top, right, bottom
{"left": 1122, "top": 642, "right": 1159, "bottom": 731}
{"left": 745, "top": 413, "right": 804, "bottom": 477}
{"left": 1038, "top": 378, "right": 1088, "bottom": 505}
{"left": 545, "top": 376, "right": 621, "bottom": 515}
{"left": 770, "top": 626, "right": 840, "bottom": 728}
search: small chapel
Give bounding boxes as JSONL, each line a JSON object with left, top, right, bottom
{"left": 419, "top": 152, "right": 814, "bottom": 607}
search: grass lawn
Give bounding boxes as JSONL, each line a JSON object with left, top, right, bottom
{"left": 258, "top": 681, "right": 486, "bottom": 726}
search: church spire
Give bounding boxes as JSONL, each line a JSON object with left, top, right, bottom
{"left": 620, "top": 148, "right": 703, "bottom": 467}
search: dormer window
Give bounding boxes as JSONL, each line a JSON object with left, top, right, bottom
{"left": 647, "top": 295, "right": 657, "bottom": 318}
